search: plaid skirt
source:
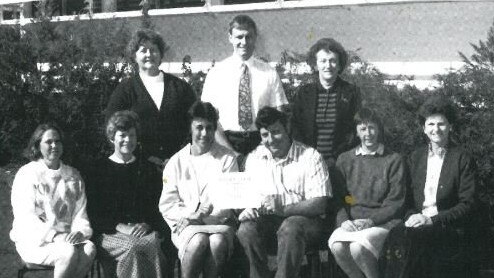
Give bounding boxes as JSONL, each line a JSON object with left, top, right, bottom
{"left": 95, "top": 231, "right": 166, "bottom": 278}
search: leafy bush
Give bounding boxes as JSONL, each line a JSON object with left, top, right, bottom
{"left": 0, "top": 17, "right": 133, "bottom": 169}
{"left": 1, "top": 12, "right": 493, "bottom": 210}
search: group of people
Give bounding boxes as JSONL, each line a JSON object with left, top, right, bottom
{"left": 10, "top": 13, "right": 478, "bottom": 278}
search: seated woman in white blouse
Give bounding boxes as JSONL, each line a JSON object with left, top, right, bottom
{"left": 10, "top": 123, "right": 95, "bottom": 278}
{"left": 160, "top": 101, "right": 238, "bottom": 278}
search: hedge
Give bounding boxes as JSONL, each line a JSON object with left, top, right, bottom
{"left": 0, "top": 15, "right": 493, "bottom": 211}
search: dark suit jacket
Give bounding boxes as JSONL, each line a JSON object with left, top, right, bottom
{"left": 406, "top": 145, "right": 477, "bottom": 228}
{"left": 106, "top": 71, "right": 196, "bottom": 160}
{"left": 291, "top": 76, "right": 361, "bottom": 160}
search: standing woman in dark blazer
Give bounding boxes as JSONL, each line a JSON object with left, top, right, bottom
{"left": 383, "top": 96, "right": 478, "bottom": 278}
{"left": 291, "top": 38, "right": 361, "bottom": 169}
{"left": 106, "top": 29, "right": 196, "bottom": 170}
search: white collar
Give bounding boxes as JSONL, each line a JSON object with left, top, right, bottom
{"left": 230, "top": 55, "right": 255, "bottom": 69}
{"left": 109, "top": 154, "right": 136, "bottom": 164}
{"left": 355, "top": 144, "right": 385, "bottom": 156}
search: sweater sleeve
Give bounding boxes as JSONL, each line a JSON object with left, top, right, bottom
{"left": 105, "top": 78, "right": 131, "bottom": 119}
{"left": 431, "top": 152, "right": 476, "bottom": 226}
{"left": 334, "top": 156, "right": 350, "bottom": 227}
{"left": 70, "top": 175, "right": 93, "bottom": 239}
{"left": 85, "top": 162, "right": 119, "bottom": 233}
{"left": 369, "top": 154, "right": 406, "bottom": 225}
{"left": 10, "top": 165, "right": 55, "bottom": 246}
{"left": 141, "top": 162, "right": 169, "bottom": 233}
{"left": 404, "top": 155, "right": 418, "bottom": 220}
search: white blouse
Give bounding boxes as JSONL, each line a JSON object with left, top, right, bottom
{"left": 140, "top": 71, "right": 165, "bottom": 110}
{"left": 422, "top": 151, "right": 445, "bottom": 217}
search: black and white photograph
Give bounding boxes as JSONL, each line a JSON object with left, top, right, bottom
{"left": 1, "top": 0, "right": 494, "bottom": 277}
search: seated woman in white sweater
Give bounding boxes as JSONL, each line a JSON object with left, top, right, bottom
{"left": 160, "top": 101, "right": 238, "bottom": 278}
{"left": 10, "top": 123, "right": 95, "bottom": 278}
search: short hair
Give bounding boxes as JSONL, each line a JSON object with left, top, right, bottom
{"left": 106, "top": 110, "right": 140, "bottom": 142}
{"left": 24, "top": 123, "right": 64, "bottom": 161}
{"left": 255, "top": 106, "right": 288, "bottom": 131}
{"left": 307, "top": 38, "right": 348, "bottom": 74}
{"left": 187, "top": 101, "right": 219, "bottom": 131}
{"left": 354, "top": 107, "right": 384, "bottom": 143}
{"left": 417, "top": 96, "right": 457, "bottom": 126}
{"left": 127, "top": 29, "right": 167, "bottom": 62}
{"left": 229, "top": 15, "right": 257, "bottom": 35}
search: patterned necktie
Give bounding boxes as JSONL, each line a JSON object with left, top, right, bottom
{"left": 238, "top": 63, "right": 253, "bottom": 130}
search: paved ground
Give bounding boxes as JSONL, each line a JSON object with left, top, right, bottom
{"left": 2, "top": 163, "right": 494, "bottom": 278}
{"left": 0, "top": 165, "right": 25, "bottom": 278}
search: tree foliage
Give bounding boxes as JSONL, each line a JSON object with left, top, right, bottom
{"left": 0, "top": 17, "right": 132, "bottom": 169}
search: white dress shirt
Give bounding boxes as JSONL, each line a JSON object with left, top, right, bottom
{"left": 201, "top": 55, "right": 288, "bottom": 131}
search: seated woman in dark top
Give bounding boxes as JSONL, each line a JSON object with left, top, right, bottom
{"left": 328, "top": 108, "right": 406, "bottom": 278}
{"left": 382, "top": 96, "right": 478, "bottom": 278}
{"left": 86, "top": 110, "right": 166, "bottom": 277}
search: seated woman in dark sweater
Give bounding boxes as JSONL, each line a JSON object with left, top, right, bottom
{"left": 86, "top": 110, "right": 167, "bottom": 277}
{"left": 328, "top": 108, "right": 406, "bottom": 278}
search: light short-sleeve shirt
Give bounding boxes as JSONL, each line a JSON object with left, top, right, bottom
{"left": 201, "top": 55, "right": 288, "bottom": 131}
{"left": 244, "top": 140, "right": 331, "bottom": 207}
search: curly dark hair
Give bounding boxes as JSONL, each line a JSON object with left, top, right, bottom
{"left": 307, "top": 38, "right": 348, "bottom": 74}
{"left": 255, "top": 106, "right": 288, "bottom": 131}
{"left": 127, "top": 29, "right": 167, "bottom": 62}
{"left": 187, "top": 101, "right": 219, "bottom": 131}
{"left": 24, "top": 123, "right": 64, "bottom": 161}
{"left": 417, "top": 96, "right": 458, "bottom": 126}
{"left": 106, "top": 110, "right": 140, "bottom": 142}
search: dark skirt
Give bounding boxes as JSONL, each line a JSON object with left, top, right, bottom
{"left": 379, "top": 224, "right": 479, "bottom": 278}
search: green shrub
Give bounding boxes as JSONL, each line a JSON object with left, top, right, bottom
{"left": 1, "top": 14, "right": 493, "bottom": 210}
{"left": 0, "top": 17, "right": 132, "bottom": 169}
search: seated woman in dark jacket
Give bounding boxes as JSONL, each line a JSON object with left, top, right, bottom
{"left": 382, "top": 96, "right": 478, "bottom": 278}
{"left": 86, "top": 110, "right": 167, "bottom": 277}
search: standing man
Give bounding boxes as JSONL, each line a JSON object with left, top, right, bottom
{"left": 237, "top": 106, "right": 332, "bottom": 278}
{"left": 201, "top": 15, "right": 289, "bottom": 157}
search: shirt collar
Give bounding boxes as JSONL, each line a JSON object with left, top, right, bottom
{"left": 109, "top": 154, "right": 136, "bottom": 164}
{"left": 258, "top": 141, "right": 298, "bottom": 163}
{"left": 355, "top": 143, "right": 385, "bottom": 156}
{"left": 230, "top": 54, "right": 254, "bottom": 69}
{"left": 185, "top": 142, "right": 217, "bottom": 158}
{"left": 315, "top": 75, "right": 341, "bottom": 92}
{"left": 428, "top": 144, "right": 447, "bottom": 158}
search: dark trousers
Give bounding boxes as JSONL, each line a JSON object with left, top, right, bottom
{"left": 237, "top": 215, "right": 329, "bottom": 278}
{"left": 380, "top": 224, "right": 479, "bottom": 278}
